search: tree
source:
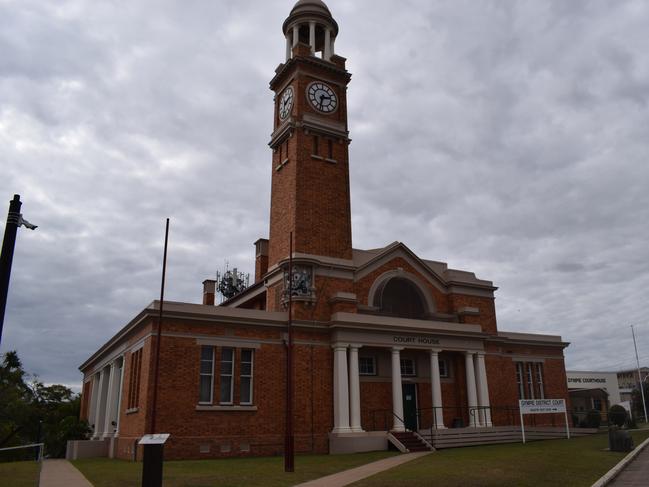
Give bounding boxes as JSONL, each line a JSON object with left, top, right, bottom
{"left": 0, "top": 351, "right": 90, "bottom": 457}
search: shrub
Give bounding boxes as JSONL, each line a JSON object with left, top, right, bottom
{"left": 608, "top": 405, "right": 628, "bottom": 428}
{"left": 586, "top": 409, "right": 602, "bottom": 428}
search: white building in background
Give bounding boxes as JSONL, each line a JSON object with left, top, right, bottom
{"left": 617, "top": 367, "right": 649, "bottom": 403}
{"left": 566, "top": 370, "right": 621, "bottom": 406}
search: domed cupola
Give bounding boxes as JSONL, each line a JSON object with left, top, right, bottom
{"left": 282, "top": 0, "right": 339, "bottom": 62}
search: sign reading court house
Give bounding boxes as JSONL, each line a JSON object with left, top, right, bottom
{"left": 519, "top": 399, "right": 566, "bottom": 414}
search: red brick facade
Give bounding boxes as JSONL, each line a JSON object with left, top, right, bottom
{"left": 78, "top": 0, "right": 571, "bottom": 461}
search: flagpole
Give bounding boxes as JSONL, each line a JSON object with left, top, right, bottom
{"left": 150, "top": 218, "right": 170, "bottom": 434}
{"left": 631, "top": 325, "right": 648, "bottom": 423}
{"left": 284, "top": 232, "right": 294, "bottom": 472}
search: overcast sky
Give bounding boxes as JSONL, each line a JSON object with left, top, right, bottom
{"left": 1, "top": 0, "right": 649, "bottom": 389}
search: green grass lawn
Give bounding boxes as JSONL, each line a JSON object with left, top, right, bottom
{"left": 351, "top": 430, "right": 649, "bottom": 487}
{"left": 0, "top": 460, "right": 40, "bottom": 487}
{"left": 72, "top": 451, "right": 397, "bottom": 487}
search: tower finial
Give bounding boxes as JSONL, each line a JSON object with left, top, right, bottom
{"left": 282, "top": 0, "right": 338, "bottom": 62}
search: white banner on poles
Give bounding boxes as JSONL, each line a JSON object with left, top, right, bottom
{"left": 518, "top": 399, "right": 570, "bottom": 443}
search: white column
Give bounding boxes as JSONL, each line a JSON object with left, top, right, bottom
{"left": 331, "top": 36, "right": 335, "bottom": 57}
{"left": 348, "top": 345, "right": 363, "bottom": 432}
{"left": 465, "top": 352, "right": 478, "bottom": 427}
{"left": 114, "top": 356, "right": 125, "bottom": 434}
{"left": 476, "top": 352, "right": 492, "bottom": 427}
{"left": 285, "top": 34, "right": 291, "bottom": 61}
{"left": 309, "top": 22, "right": 316, "bottom": 55}
{"left": 102, "top": 362, "right": 118, "bottom": 438}
{"left": 332, "top": 345, "right": 351, "bottom": 433}
{"left": 292, "top": 25, "right": 299, "bottom": 48}
{"left": 93, "top": 368, "right": 109, "bottom": 438}
{"left": 88, "top": 375, "right": 100, "bottom": 435}
{"left": 430, "top": 349, "right": 445, "bottom": 429}
{"left": 324, "top": 28, "right": 332, "bottom": 60}
{"left": 391, "top": 347, "right": 405, "bottom": 432}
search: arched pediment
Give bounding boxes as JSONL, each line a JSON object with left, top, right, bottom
{"left": 367, "top": 269, "right": 436, "bottom": 319}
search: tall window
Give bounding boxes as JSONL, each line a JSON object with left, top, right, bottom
{"left": 312, "top": 135, "right": 319, "bottom": 155}
{"left": 400, "top": 358, "right": 416, "bottom": 377}
{"left": 127, "top": 348, "right": 142, "bottom": 409}
{"left": 199, "top": 346, "right": 214, "bottom": 404}
{"left": 439, "top": 359, "right": 449, "bottom": 378}
{"left": 220, "top": 348, "right": 234, "bottom": 405}
{"left": 515, "top": 362, "right": 525, "bottom": 399}
{"left": 327, "top": 139, "right": 333, "bottom": 159}
{"left": 526, "top": 363, "right": 535, "bottom": 399}
{"left": 359, "top": 357, "right": 376, "bottom": 375}
{"left": 240, "top": 350, "right": 254, "bottom": 405}
{"left": 536, "top": 363, "right": 545, "bottom": 399}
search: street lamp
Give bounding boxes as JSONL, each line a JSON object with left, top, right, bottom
{"left": 0, "top": 194, "right": 37, "bottom": 347}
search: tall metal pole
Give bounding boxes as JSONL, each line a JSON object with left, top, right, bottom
{"left": 0, "top": 195, "right": 24, "bottom": 347}
{"left": 631, "top": 325, "right": 648, "bottom": 423}
{"left": 284, "top": 232, "right": 294, "bottom": 472}
{"left": 150, "top": 218, "right": 170, "bottom": 434}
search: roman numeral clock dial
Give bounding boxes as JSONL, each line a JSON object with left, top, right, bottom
{"left": 307, "top": 82, "right": 338, "bottom": 113}
{"left": 279, "top": 86, "right": 294, "bottom": 120}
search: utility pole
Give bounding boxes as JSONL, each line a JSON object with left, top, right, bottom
{"left": 0, "top": 194, "right": 37, "bottom": 347}
{"left": 631, "top": 325, "right": 648, "bottom": 423}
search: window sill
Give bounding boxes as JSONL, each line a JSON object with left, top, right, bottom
{"left": 311, "top": 154, "right": 324, "bottom": 160}
{"left": 275, "top": 159, "right": 289, "bottom": 171}
{"left": 195, "top": 405, "right": 258, "bottom": 412}
{"left": 125, "top": 407, "right": 139, "bottom": 415}
{"left": 325, "top": 158, "right": 337, "bottom": 164}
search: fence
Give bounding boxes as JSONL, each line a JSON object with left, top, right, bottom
{"left": 0, "top": 443, "right": 44, "bottom": 487}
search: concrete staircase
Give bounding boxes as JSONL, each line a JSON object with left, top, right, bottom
{"left": 389, "top": 431, "right": 434, "bottom": 452}
{"left": 421, "top": 426, "right": 597, "bottom": 449}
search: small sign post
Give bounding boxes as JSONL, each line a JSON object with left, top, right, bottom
{"left": 518, "top": 399, "right": 569, "bottom": 444}
{"left": 139, "top": 434, "right": 170, "bottom": 487}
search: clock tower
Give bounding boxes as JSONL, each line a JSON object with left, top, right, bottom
{"left": 268, "top": 0, "right": 353, "bottom": 271}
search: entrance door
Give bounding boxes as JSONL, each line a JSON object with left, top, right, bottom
{"left": 402, "top": 383, "right": 418, "bottom": 431}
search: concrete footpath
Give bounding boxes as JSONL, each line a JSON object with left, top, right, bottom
{"left": 607, "top": 439, "right": 649, "bottom": 487}
{"left": 294, "top": 451, "right": 432, "bottom": 487}
{"left": 40, "top": 459, "right": 93, "bottom": 487}
{"left": 591, "top": 436, "right": 649, "bottom": 487}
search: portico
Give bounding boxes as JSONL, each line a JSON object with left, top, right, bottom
{"left": 330, "top": 312, "right": 494, "bottom": 441}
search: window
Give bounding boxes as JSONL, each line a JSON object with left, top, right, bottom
{"left": 312, "top": 135, "right": 319, "bottom": 155}
{"left": 400, "top": 358, "right": 416, "bottom": 377}
{"left": 439, "top": 359, "right": 448, "bottom": 378}
{"left": 593, "top": 398, "right": 602, "bottom": 411}
{"left": 515, "top": 362, "right": 525, "bottom": 399}
{"left": 536, "top": 363, "right": 545, "bottom": 399}
{"left": 279, "top": 143, "right": 283, "bottom": 161}
{"left": 240, "top": 350, "right": 254, "bottom": 405}
{"left": 526, "top": 363, "right": 535, "bottom": 399}
{"left": 359, "top": 357, "right": 376, "bottom": 376}
{"left": 127, "top": 348, "right": 142, "bottom": 409}
{"left": 327, "top": 139, "right": 333, "bottom": 159}
{"left": 220, "top": 348, "right": 234, "bottom": 404}
{"left": 199, "top": 346, "right": 214, "bottom": 404}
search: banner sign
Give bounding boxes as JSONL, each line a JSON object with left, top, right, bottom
{"left": 519, "top": 399, "right": 566, "bottom": 415}
{"left": 518, "top": 399, "right": 569, "bottom": 444}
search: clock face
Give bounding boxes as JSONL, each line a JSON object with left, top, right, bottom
{"left": 278, "top": 86, "right": 294, "bottom": 120}
{"left": 307, "top": 82, "right": 338, "bottom": 113}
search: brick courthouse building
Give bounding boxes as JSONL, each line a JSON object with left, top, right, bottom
{"left": 78, "top": 0, "right": 571, "bottom": 459}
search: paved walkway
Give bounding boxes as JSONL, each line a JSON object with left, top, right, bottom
{"left": 608, "top": 442, "right": 649, "bottom": 487}
{"left": 294, "top": 451, "right": 432, "bottom": 487}
{"left": 40, "top": 459, "right": 93, "bottom": 487}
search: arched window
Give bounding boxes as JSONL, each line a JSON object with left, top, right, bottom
{"left": 373, "top": 277, "right": 427, "bottom": 319}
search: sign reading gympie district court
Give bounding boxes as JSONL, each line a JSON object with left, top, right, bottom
{"left": 518, "top": 399, "right": 569, "bottom": 444}
{"left": 519, "top": 399, "right": 566, "bottom": 414}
